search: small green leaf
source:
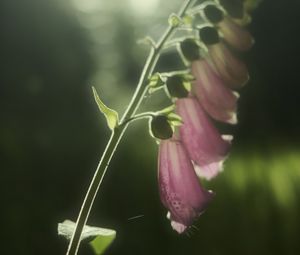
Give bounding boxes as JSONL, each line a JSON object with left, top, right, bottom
{"left": 167, "top": 113, "right": 183, "bottom": 127}
{"left": 58, "top": 220, "right": 116, "bottom": 255}
{"left": 90, "top": 235, "right": 116, "bottom": 255}
{"left": 157, "top": 105, "right": 175, "bottom": 115}
{"left": 168, "top": 13, "right": 181, "bottom": 27}
{"left": 183, "top": 81, "right": 191, "bottom": 92}
{"left": 92, "top": 87, "right": 119, "bottom": 130}
{"left": 182, "top": 73, "right": 195, "bottom": 82}
{"left": 148, "top": 73, "right": 165, "bottom": 88}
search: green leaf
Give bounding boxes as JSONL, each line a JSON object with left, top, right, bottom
{"left": 182, "top": 73, "right": 195, "bottom": 82}
{"left": 167, "top": 113, "right": 183, "bottom": 127}
{"left": 148, "top": 73, "right": 165, "bottom": 88}
{"left": 58, "top": 220, "right": 116, "bottom": 255}
{"left": 183, "top": 81, "right": 191, "bottom": 92}
{"left": 92, "top": 87, "right": 119, "bottom": 130}
{"left": 157, "top": 105, "right": 175, "bottom": 115}
{"left": 90, "top": 235, "right": 116, "bottom": 255}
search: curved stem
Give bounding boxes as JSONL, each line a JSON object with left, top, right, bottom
{"left": 163, "top": 36, "right": 194, "bottom": 50}
{"left": 120, "top": 112, "right": 157, "bottom": 127}
{"left": 65, "top": 1, "right": 195, "bottom": 254}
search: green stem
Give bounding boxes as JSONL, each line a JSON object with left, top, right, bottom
{"left": 120, "top": 112, "right": 157, "bottom": 127}
{"left": 65, "top": 1, "right": 195, "bottom": 254}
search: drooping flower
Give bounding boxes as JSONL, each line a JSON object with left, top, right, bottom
{"left": 158, "top": 139, "right": 214, "bottom": 233}
{"left": 191, "top": 59, "right": 239, "bottom": 124}
{"left": 218, "top": 16, "right": 254, "bottom": 51}
{"left": 176, "top": 97, "right": 232, "bottom": 180}
{"left": 199, "top": 26, "right": 249, "bottom": 89}
{"left": 208, "top": 41, "right": 249, "bottom": 88}
{"left": 154, "top": 0, "right": 255, "bottom": 234}
{"left": 178, "top": 39, "right": 239, "bottom": 124}
{"left": 203, "top": 4, "right": 254, "bottom": 51}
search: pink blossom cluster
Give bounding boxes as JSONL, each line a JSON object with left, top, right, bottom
{"left": 158, "top": 0, "right": 254, "bottom": 233}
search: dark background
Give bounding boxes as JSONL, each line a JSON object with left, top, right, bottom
{"left": 1, "top": 0, "right": 300, "bottom": 254}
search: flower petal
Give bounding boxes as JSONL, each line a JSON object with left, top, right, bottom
{"left": 192, "top": 59, "right": 239, "bottom": 124}
{"left": 158, "top": 139, "right": 213, "bottom": 232}
{"left": 176, "top": 97, "right": 232, "bottom": 179}
{"left": 208, "top": 42, "right": 249, "bottom": 89}
{"left": 219, "top": 16, "right": 254, "bottom": 51}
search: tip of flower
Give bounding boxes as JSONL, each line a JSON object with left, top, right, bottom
{"left": 166, "top": 212, "right": 188, "bottom": 234}
{"left": 233, "top": 91, "right": 240, "bottom": 99}
{"left": 208, "top": 189, "right": 215, "bottom": 196}
{"left": 221, "top": 134, "right": 234, "bottom": 143}
{"left": 227, "top": 113, "right": 238, "bottom": 124}
{"left": 171, "top": 220, "right": 187, "bottom": 234}
{"left": 194, "top": 161, "right": 224, "bottom": 180}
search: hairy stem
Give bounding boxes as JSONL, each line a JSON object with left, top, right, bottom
{"left": 66, "top": 1, "right": 195, "bottom": 254}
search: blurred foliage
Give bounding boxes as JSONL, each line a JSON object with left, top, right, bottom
{"left": 0, "top": 0, "right": 300, "bottom": 254}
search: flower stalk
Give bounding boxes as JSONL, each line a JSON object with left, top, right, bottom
{"left": 65, "top": 1, "right": 196, "bottom": 254}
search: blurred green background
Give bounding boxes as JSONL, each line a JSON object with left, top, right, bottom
{"left": 1, "top": 0, "right": 300, "bottom": 254}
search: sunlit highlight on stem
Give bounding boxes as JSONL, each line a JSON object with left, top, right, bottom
{"left": 65, "top": 1, "right": 196, "bottom": 254}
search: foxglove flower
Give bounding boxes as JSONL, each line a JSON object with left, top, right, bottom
{"left": 158, "top": 139, "right": 214, "bottom": 233}
{"left": 176, "top": 97, "right": 232, "bottom": 180}
{"left": 191, "top": 59, "right": 239, "bottom": 124}
{"left": 218, "top": 16, "right": 254, "bottom": 51}
{"left": 199, "top": 26, "right": 249, "bottom": 88}
{"left": 203, "top": 4, "right": 254, "bottom": 51}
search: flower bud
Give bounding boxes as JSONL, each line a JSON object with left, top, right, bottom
{"left": 150, "top": 115, "right": 173, "bottom": 140}
{"left": 199, "top": 26, "right": 220, "bottom": 45}
{"left": 149, "top": 73, "right": 165, "bottom": 88}
{"left": 166, "top": 75, "right": 189, "bottom": 98}
{"left": 179, "top": 39, "right": 200, "bottom": 62}
{"left": 203, "top": 5, "right": 224, "bottom": 24}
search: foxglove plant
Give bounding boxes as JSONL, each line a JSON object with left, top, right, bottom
{"left": 59, "top": 0, "right": 258, "bottom": 254}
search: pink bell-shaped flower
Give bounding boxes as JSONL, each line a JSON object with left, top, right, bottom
{"left": 202, "top": 4, "right": 254, "bottom": 51}
{"left": 191, "top": 59, "right": 239, "bottom": 124}
{"left": 219, "top": 16, "right": 254, "bottom": 51}
{"left": 199, "top": 26, "right": 249, "bottom": 89}
{"left": 158, "top": 139, "right": 214, "bottom": 233}
{"left": 208, "top": 41, "right": 249, "bottom": 88}
{"left": 176, "top": 97, "right": 232, "bottom": 180}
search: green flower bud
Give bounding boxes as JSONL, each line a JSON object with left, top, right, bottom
{"left": 166, "top": 75, "right": 189, "bottom": 98}
{"left": 180, "top": 39, "right": 200, "bottom": 62}
{"left": 150, "top": 115, "right": 173, "bottom": 140}
{"left": 199, "top": 26, "right": 220, "bottom": 45}
{"left": 168, "top": 13, "right": 181, "bottom": 27}
{"left": 149, "top": 73, "right": 165, "bottom": 88}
